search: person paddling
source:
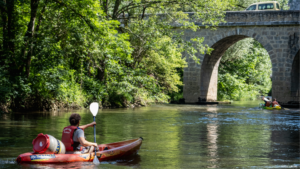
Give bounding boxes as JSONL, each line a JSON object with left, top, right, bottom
{"left": 261, "top": 96, "right": 272, "bottom": 107}
{"left": 61, "top": 113, "right": 98, "bottom": 154}
{"left": 272, "top": 98, "right": 280, "bottom": 107}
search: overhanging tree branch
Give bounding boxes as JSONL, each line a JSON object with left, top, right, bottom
{"left": 51, "top": 0, "right": 96, "bottom": 31}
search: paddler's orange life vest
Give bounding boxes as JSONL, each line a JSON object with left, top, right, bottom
{"left": 61, "top": 126, "right": 83, "bottom": 151}
{"left": 265, "top": 101, "right": 271, "bottom": 107}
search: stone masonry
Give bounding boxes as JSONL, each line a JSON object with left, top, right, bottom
{"left": 288, "top": 0, "right": 300, "bottom": 10}
{"left": 180, "top": 11, "right": 300, "bottom": 103}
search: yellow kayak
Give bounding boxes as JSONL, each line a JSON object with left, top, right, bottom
{"left": 263, "top": 106, "right": 281, "bottom": 110}
{"left": 259, "top": 103, "right": 281, "bottom": 110}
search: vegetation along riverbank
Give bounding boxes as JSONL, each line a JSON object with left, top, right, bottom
{"left": 0, "top": 0, "right": 289, "bottom": 113}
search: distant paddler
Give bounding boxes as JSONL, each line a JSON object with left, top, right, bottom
{"left": 272, "top": 98, "right": 280, "bottom": 107}
{"left": 261, "top": 96, "right": 272, "bottom": 107}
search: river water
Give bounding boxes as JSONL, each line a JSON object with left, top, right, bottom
{"left": 0, "top": 101, "right": 299, "bottom": 169}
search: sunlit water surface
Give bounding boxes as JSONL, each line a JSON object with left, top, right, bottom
{"left": 0, "top": 101, "right": 299, "bottom": 169}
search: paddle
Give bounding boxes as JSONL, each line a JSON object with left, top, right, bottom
{"left": 89, "top": 102, "right": 100, "bottom": 165}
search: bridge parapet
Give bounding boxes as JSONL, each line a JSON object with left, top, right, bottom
{"left": 184, "top": 11, "right": 300, "bottom": 27}
{"left": 119, "top": 11, "right": 300, "bottom": 27}
{"left": 224, "top": 11, "right": 299, "bottom": 22}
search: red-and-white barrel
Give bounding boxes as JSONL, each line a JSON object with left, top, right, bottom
{"left": 32, "top": 133, "right": 66, "bottom": 154}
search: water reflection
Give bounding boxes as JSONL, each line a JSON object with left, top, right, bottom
{"left": 0, "top": 102, "right": 299, "bottom": 168}
{"left": 20, "top": 162, "right": 94, "bottom": 169}
{"left": 269, "top": 110, "right": 300, "bottom": 165}
{"left": 206, "top": 109, "right": 219, "bottom": 168}
{"left": 1, "top": 156, "right": 142, "bottom": 169}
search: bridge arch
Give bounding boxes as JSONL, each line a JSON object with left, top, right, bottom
{"left": 181, "top": 11, "right": 300, "bottom": 103}
{"left": 199, "top": 35, "right": 273, "bottom": 101}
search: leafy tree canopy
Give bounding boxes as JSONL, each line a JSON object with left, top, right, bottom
{"left": 0, "top": 0, "right": 238, "bottom": 112}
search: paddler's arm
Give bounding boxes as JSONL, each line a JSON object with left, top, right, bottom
{"left": 79, "top": 122, "right": 96, "bottom": 130}
{"left": 78, "top": 137, "right": 98, "bottom": 147}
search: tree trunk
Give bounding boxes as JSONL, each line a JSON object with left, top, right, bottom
{"left": 97, "top": 66, "right": 105, "bottom": 82}
{"left": 5, "top": 0, "right": 20, "bottom": 76}
{"left": 112, "top": 0, "right": 121, "bottom": 19}
{"left": 7, "top": 0, "right": 15, "bottom": 56}
{"left": 23, "top": 0, "right": 40, "bottom": 78}
{"left": 141, "top": 6, "right": 147, "bottom": 20}
{"left": 0, "top": 2, "right": 7, "bottom": 65}
{"left": 96, "top": 57, "right": 106, "bottom": 82}
{"left": 102, "top": 0, "right": 109, "bottom": 18}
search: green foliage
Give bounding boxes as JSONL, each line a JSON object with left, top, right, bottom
{"left": 0, "top": 66, "right": 31, "bottom": 104}
{"left": 218, "top": 38, "right": 272, "bottom": 101}
{"left": 82, "top": 77, "right": 106, "bottom": 104}
{"left": 0, "top": 0, "right": 238, "bottom": 111}
{"left": 30, "top": 66, "right": 85, "bottom": 105}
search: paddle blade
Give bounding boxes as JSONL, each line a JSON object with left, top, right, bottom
{"left": 89, "top": 102, "right": 99, "bottom": 116}
{"left": 93, "top": 156, "right": 100, "bottom": 165}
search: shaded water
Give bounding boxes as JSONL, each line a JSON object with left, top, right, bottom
{"left": 0, "top": 101, "right": 299, "bottom": 169}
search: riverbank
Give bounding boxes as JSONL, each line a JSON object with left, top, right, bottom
{"left": 0, "top": 98, "right": 158, "bottom": 113}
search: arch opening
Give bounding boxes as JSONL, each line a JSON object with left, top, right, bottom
{"left": 200, "top": 35, "right": 272, "bottom": 101}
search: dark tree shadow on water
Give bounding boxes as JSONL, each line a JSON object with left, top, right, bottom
{"left": 113, "top": 154, "right": 141, "bottom": 167}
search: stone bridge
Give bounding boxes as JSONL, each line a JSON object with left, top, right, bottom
{"left": 180, "top": 11, "right": 300, "bottom": 103}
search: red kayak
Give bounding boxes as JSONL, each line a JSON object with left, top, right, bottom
{"left": 16, "top": 137, "right": 143, "bottom": 163}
